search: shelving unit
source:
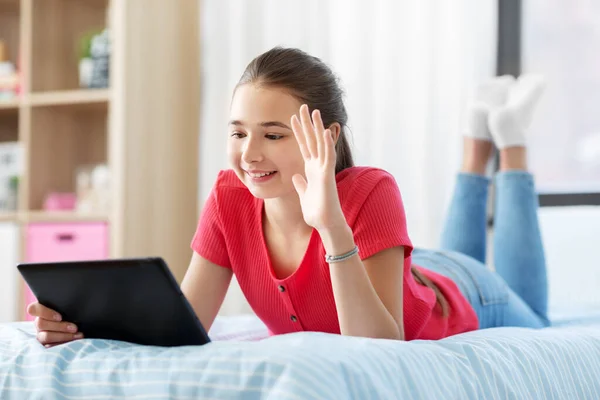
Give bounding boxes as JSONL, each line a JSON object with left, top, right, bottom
{"left": 0, "top": 211, "right": 17, "bottom": 221}
{"left": 0, "top": 106, "right": 17, "bottom": 142}
{"left": 28, "top": 89, "right": 111, "bottom": 106}
{"left": 0, "top": 0, "right": 20, "bottom": 70}
{"left": 0, "top": 90, "right": 110, "bottom": 108}
{"left": 0, "top": 210, "right": 108, "bottom": 223}
{"left": 0, "top": 99, "right": 19, "bottom": 109}
{"left": 0, "top": 0, "right": 200, "bottom": 321}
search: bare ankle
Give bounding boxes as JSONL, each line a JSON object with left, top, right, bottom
{"left": 462, "top": 138, "right": 494, "bottom": 175}
{"left": 499, "top": 146, "right": 527, "bottom": 171}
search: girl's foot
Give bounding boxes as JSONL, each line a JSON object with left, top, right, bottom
{"left": 464, "top": 75, "right": 515, "bottom": 142}
{"left": 489, "top": 74, "right": 546, "bottom": 149}
{"left": 461, "top": 75, "right": 513, "bottom": 175}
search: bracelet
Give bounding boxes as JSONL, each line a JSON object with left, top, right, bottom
{"left": 325, "top": 245, "right": 359, "bottom": 263}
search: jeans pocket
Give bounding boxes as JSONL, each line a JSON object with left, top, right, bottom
{"left": 435, "top": 250, "right": 509, "bottom": 307}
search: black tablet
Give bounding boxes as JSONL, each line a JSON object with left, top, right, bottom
{"left": 17, "top": 257, "right": 211, "bottom": 347}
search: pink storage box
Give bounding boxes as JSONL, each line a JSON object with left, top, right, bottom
{"left": 43, "top": 192, "right": 77, "bottom": 211}
{"left": 24, "top": 222, "right": 108, "bottom": 320}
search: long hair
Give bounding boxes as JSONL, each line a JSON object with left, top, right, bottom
{"left": 236, "top": 47, "right": 449, "bottom": 317}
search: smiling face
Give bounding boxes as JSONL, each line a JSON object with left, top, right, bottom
{"left": 227, "top": 84, "right": 305, "bottom": 199}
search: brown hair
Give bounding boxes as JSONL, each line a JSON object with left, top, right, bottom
{"left": 236, "top": 47, "right": 449, "bottom": 318}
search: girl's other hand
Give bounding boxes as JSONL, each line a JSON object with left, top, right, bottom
{"left": 27, "top": 302, "right": 84, "bottom": 347}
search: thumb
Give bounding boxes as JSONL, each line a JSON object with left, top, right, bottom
{"left": 292, "top": 174, "right": 307, "bottom": 196}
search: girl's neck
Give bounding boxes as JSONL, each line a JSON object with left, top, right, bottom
{"left": 263, "top": 192, "right": 312, "bottom": 238}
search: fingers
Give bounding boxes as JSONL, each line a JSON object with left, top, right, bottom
{"left": 323, "top": 129, "right": 335, "bottom": 168}
{"left": 28, "top": 302, "right": 61, "bottom": 322}
{"left": 37, "top": 330, "right": 83, "bottom": 345}
{"left": 291, "top": 114, "right": 310, "bottom": 160}
{"left": 35, "top": 317, "right": 84, "bottom": 346}
{"left": 35, "top": 317, "right": 78, "bottom": 334}
{"left": 312, "top": 109, "right": 326, "bottom": 159}
{"left": 292, "top": 104, "right": 329, "bottom": 162}
{"left": 28, "top": 302, "right": 83, "bottom": 347}
{"left": 299, "top": 105, "right": 318, "bottom": 157}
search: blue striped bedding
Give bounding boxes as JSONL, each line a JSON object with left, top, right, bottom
{"left": 1, "top": 315, "right": 600, "bottom": 399}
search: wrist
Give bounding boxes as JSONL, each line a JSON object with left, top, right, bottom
{"left": 318, "top": 224, "right": 355, "bottom": 257}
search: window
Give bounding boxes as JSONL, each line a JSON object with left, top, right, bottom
{"left": 523, "top": 0, "right": 600, "bottom": 203}
{"left": 497, "top": 1, "right": 600, "bottom": 314}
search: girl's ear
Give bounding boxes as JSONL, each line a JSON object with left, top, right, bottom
{"left": 327, "top": 122, "right": 342, "bottom": 144}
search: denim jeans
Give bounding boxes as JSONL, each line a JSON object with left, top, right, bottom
{"left": 413, "top": 171, "right": 551, "bottom": 329}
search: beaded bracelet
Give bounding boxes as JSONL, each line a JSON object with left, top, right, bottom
{"left": 325, "top": 245, "right": 359, "bottom": 263}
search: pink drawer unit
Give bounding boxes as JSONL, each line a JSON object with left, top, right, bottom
{"left": 24, "top": 222, "right": 109, "bottom": 320}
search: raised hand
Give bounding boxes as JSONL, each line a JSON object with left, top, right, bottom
{"left": 290, "top": 104, "right": 346, "bottom": 232}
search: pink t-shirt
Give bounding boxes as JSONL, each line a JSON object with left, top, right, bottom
{"left": 191, "top": 167, "right": 479, "bottom": 340}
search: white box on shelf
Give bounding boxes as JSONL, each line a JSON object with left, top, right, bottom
{"left": 0, "top": 142, "right": 22, "bottom": 212}
{"left": 0, "top": 142, "right": 22, "bottom": 178}
{"left": 0, "top": 222, "right": 19, "bottom": 322}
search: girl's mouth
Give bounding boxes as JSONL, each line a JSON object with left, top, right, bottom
{"left": 247, "top": 170, "right": 277, "bottom": 182}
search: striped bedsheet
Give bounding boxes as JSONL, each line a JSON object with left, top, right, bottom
{"left": 1, "top": 315, "right": 600, "bottom": 399}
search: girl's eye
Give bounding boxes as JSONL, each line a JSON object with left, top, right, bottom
{"left": 266, "top": 134, "right": 283, "bottom": 140}
{"left": 231, "top": 132, "right": 245, "bottom": 138}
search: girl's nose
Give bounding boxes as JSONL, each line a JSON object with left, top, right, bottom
{"left": 241, "top": 138, "right": 264, "bottom": 164}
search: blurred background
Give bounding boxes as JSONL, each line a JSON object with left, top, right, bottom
{"left": 0, "top": 0, "right": 598, "bottom": 323}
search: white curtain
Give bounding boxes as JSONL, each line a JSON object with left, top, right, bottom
{"left": 199, "top": 0, "right": 497, "bottom": 314}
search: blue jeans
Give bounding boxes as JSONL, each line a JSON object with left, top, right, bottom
{"left": 413, "top": 171, "right": 551, "bottom": 329}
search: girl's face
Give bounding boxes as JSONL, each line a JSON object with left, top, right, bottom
{"left": 228, "top": 84, "right": 305, "bottom": 199}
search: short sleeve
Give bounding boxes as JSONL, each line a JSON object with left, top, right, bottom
{"left": 190, "top": 186, "right": 232, "bottom": 268}
{"left": 352, "top": 173, "right": 413, "bottom": 260}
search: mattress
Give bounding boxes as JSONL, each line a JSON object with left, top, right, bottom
{"left": 1, "top": 315, "right": 599, "bottom": 399}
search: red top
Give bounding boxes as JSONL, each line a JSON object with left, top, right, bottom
{"left": 191, "top": 167, "right": 479, "bottom": 340}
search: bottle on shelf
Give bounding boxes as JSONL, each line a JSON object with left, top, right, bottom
{"left": 0, "top": 40, "right": 19, "bottom": 102}
{"left": 78, "top": 30, "right": 110, "bottom": 89}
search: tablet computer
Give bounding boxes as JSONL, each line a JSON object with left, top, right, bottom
{"left": 17, "top": 257, "right": 211, "bottom": 347}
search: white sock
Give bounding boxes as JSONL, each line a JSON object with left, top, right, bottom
{"left": 489, "top": 74, "right": 546, "bottom": 149}
{"left": 464, "top": 75, "right": 515, "bottom": 141}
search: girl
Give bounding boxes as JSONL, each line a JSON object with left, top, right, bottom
{"left": 30, "top": 47, "right": 549, "bottom": 344}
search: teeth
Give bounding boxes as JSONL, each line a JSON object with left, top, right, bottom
{"left": 250, "top": 171, "right": 275, "bottom": 178}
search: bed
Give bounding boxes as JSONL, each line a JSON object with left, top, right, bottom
{"left": 1, "top": 314, "right": 600, "bottom": 399}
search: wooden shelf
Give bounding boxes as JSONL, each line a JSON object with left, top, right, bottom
{"left": 0, "top": 99, "right": 20, "bottom": 110}
{"left": 0, "top": 0, "right": 19, "bottom": 7}
{"left": 28, "top": 89, "right": 111, "bottom": 107}
{"left": 0, "top": 211, "right": 108, "bottom": 223}
{"left": 21, "top": 211, "right": 109, "bottom": 223}
{"left": 0, "top": 90, "right": 111, "bottom": 109}
{"left": 0, "top": 211, "right": 18, "bottom": 222}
